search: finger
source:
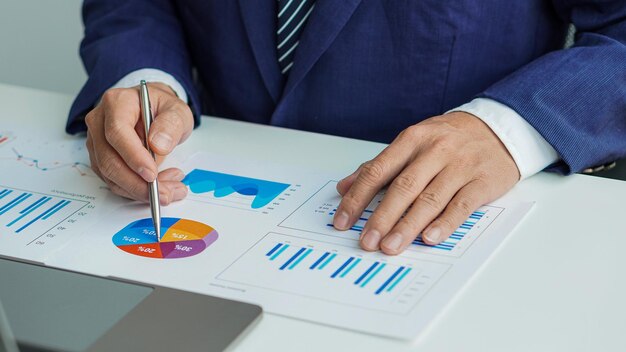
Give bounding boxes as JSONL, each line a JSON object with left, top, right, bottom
{"left": 158, "top": 180, "right": 188, "bottom": 205}
{"left": 421, "top": 180, "right": 488, "bottom": 246}
{"left": 377, "top": 167, "right": 468, "bottom": 255}
{"left": 333, "top": 133, "right": 419, "bottom": 230}
{"left": 157, "top": 168, "right": 186, "bottom": 182}
{"left": 149, "top": 98, "right": 194, "bottom": 155}
{"left": 157, "top": 168, "right": 188, "bottom": 205}
{"left": 360, "top": 155, "right": 445, "bottom": 251}
{"left": 101, "top": 90, "right": 158, "bottom": 182}
{"left": 92, "top": 135, "right": 150, "bottom": 202}
{"left": 85, "top": 134, "right": 104, "bottom": 181}
{"left": 336, "top": 164, "right": 364, "bottom": 196}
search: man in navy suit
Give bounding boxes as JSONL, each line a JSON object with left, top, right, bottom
{"left": 69, "top": 1, "right": 626, "bottom": 255}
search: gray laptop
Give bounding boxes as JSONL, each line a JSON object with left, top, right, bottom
{"left": 0, "top": 257, "right": 261, "bottom": 352}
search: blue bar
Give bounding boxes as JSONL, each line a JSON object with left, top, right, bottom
{"left": 7, "top": 197, "right": 51, "bottom": 227}
{"left": 270, "top": 244, "right": 289, "bottom": 260}
{"left": 280, "top": 247, "right": 306, "bottom": 270}
{"left": 0, "top": 193, "right": 32, "bottom": 215}
{"left": 20, "top": 196, "right": 49, "bottom": 214}
{"left": 15, "top": 200, "right": 65, "bottom": 233}
{"left": 288, "top": 248, "right": 312, "bottom": 270}
{"left": 42, "top": 200, "right": 70, "bottom": 219}
{"left": 309, "top": 252, "right": 329, "bottom": 269}
{"left": 266, "top": 243, "right": 282, "bottom": 256}
{"left": 0, "top": 192, "right": 26, "bottom": 212}
{"left": 331, "top": 257, "right": 354, "bottom": 278}
{"left": 355, "top": 262, "right": 379, "bottom": 285}
{"left": 360, "top": 263, "right": 386, "bottom": 287}
{"left": 0, "top": 189, "right": 8, "bottom": 198}
{"left": 413, "top": 238, "right": 455, "bottom": 250}
{"left": 387, "top": 268, "right": 412, "bottom": 292}
{"left": 340, "top": 258, "right": 361, "bottom": 278}
{"left": 375, "top": 266, "right": 405, "bottom": 294}
{"left": 318, "top": 253, "right": 337, "bottom": 270}
{"left": 326, "top": 223, "right": 364, "bottom": 233}
{"left": 412, "top": 242, "right": 453, "bottom": 251}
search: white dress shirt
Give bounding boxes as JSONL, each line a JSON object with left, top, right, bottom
{"left": 111, "top": 69, "right": 560, "bottom": 179}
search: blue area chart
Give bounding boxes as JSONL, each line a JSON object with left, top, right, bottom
{"left": 183, "top": 170, "right": 290, "bottom": 209}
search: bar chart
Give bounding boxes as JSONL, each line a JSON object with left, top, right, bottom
{"left": 0, "top": 186, "right": 89, "bottom": 240}
{"left": 279, "top": 181, "right": 504, "bottom": 257}
{"left": 218, "top": 233, "right": 449, "bottom": 313}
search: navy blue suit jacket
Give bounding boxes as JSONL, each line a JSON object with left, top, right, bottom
{"left": 68, "top": 0, "right": 626, "bottom": 174}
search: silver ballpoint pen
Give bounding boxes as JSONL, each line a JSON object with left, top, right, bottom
{"left": 139, "top": 80, "right": 161, "bottom": 242}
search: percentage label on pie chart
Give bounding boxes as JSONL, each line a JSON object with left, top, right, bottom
{"left": 112, "top": 218, "right": 218, "bottom": 259}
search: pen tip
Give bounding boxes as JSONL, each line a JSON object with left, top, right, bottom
{"left": 140, "top": 79, "right": 146, "bottom": 86}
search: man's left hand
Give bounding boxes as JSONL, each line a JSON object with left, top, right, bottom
{"left": 333, "top": 112, "right": 520, "bottom": 255}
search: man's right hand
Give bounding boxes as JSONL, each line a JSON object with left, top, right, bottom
{"left": 85, "top": 82, "right": 194, "bottom": 205}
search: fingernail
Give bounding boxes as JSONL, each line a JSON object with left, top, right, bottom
{"left": 424, "top": 227, "right": 442, "bottom": 244}
{"left": 361, "top": 229, "right": 381, "bottom": 250}
{"left": 173, "top": 185, "right": 188, "bottom": 201}
{"left": 138, "top": 167, "right": 155, "bottom": 182}
{"left": 333, "top": 211, "right": 350, "bottom": 230}
{"left": 152, "top": 132, "right": 173, "bottom": 152}
{"left": 382, "top": 233, "right": 404, "bottom": 252}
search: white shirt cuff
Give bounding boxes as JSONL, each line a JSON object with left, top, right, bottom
{"left": 448, "top": 98, "right": 560, "bottom": 179}
{"left": 109, "top": 68, "right": 189, "bottom": 104}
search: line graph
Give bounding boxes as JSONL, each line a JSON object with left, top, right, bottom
{"left": 0, "top": 147, "right": 93, "bottom": 176}
{"left": 0, "top": 131, "right": 14, "bottom": 146}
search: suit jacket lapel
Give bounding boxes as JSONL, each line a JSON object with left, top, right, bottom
{"left": 238, "top": 0, "right": 283, "bottom": 103}
{"left": 281, "top": 0, "right": 363, "bottom": 101}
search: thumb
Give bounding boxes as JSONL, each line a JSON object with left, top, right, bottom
{"left": 148, "top": 106, "right": 194, "bottom": 156}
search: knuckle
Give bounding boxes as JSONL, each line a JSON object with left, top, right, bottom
{"left": 101, "top": 88, "right": 121, "bottom": 105}
{"left": 401, "top": 125, "right": 421, "bottom": 140}
{"left": 398, "top": 215, "right": 421, "bottom": 232}
{"left": 125, "top": 181, "right": 143, "bottom": 199}
{"left": 159, "top": 111, "right": 184, "bottom": 134}
{"left": 416, "top": 190, "right": 443, "bottom": 210}
{"left": 391, "top": 174, "right": 418, "bottom": 194}
{"left": 435, "top": 216, "right": 456, "bottom": 232}
{"left": 473, "top": 170, "right": 490, "bottom": 182}
{"left": 368, "top": 208, "right": 393, "bottom": 227}
{"left": 85, "top": 112, "right": 95, "bottom": 128}
{"left": 450, "top": 197, "right": 474, "bottom": 216}
{"left": 431, "top": 136, "right": 453, "bottom": 155}
{"left": 99, "top": 155, "right": 124, "bottom": 178}
{"left": 339, "top": 192, "right": 360, "bottom": 212}
{"left": 104, "top": 121, "right": 123, "bottom": 145}
{"left": 85, "top": 109, "right": 104, "bottom": 130}
{"left": 359, "top": 161, "right": 386, "bottom": 186}
{"left": 175, "top": 101, "right": 192, "bottom": 117}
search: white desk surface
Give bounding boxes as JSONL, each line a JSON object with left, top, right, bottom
{"left": 1, "top": 82, "right": 625, "bottom": 352}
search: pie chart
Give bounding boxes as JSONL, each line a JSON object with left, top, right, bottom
{"left": 112, "top": 217, "right": 218, "bottom": 259}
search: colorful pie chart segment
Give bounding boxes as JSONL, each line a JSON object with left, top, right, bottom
{"left": 112, "top": 217, "right": 218, "bottom": 259}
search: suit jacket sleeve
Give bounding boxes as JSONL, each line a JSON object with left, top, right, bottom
{"left": 478, "top": 0, "right": 626, "bottom": 174}
{"left": 66, "top": 0, "right": 202, "bottom": 134}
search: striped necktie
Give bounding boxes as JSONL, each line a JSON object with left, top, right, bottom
{"left": 277, "top": 0, "right": 316, "bottom": 75}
